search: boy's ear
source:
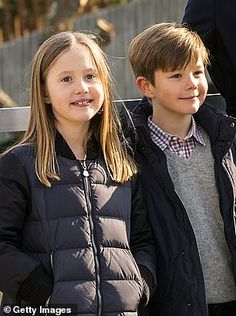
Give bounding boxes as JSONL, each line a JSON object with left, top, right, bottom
{"left": 136, "top": 76, "right": 155, "bottom": 99}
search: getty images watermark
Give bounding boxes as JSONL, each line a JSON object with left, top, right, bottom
{"left": 2, "top": 305, "right": 72, "bottom": 315}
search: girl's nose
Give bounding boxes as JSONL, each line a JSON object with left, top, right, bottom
{"left": 74, "top": 81, "right": 88, "bottom": 94}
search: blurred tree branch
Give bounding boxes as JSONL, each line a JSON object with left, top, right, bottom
{"left": 42, "top": 0, "right": 80, "bottom": 40}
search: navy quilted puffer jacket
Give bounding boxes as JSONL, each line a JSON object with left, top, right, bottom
{"left": 0, "top": 133, "right": 156, "bottom": 316}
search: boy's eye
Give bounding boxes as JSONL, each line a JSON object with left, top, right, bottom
{"left": 171, "top": 73, "right": 182, "bottom": 79}
{"left": 62, "top": 76, "right": 72, "bottom": 82}
{"left": 194, "top": 70, "right": 204, "bottom": 76}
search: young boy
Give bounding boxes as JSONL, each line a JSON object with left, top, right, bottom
{"left": 128, "top": 22, "right": 236, "bottom": 316}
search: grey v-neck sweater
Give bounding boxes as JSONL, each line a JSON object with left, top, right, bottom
{"left": 165, "top": 128, "right": 236, "bottom": 303}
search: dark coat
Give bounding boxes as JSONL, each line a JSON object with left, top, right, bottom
{"left": 182, "top": 0, "right": 236, "bottom": 117}
{"left": 131, "top": 98, "right": 236, "bottom": 316}
{"left": 0, "top": 133, "right": 156, "bottom": 316}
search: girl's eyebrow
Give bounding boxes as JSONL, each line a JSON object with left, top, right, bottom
{"left": 56, "top": 68, "right": 97, "bottom": 77}
{"left": 84, "top": 67, "right": 97, "bottom": 73}
{"left": 56, "top": 70, "right": 73, "bottom": 78}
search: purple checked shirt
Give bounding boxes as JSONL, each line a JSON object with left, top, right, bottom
{"left": 148, "top": 116, "right": 205, "bottom": 159}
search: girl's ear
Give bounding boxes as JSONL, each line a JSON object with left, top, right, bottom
{"left": 136, "top": 76, "right": 155, "bottom": 99}
{"left": 44, "top": 96, "right": 51, "bottom": 104}
{"left": 44, "top": 86, "right": 51, "bottom": 104}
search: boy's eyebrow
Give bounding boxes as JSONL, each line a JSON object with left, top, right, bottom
{"left": 164, "top": 69, "right": 182, "bottom": 73}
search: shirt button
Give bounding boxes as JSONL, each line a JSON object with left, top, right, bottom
{"left": 187, "top": 303, "right": 192, "bottom": 307}
{"left": 230, "top": 122, "right": 235, "bottom": 128}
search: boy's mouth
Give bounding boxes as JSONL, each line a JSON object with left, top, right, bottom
{"left": 180, "top": 95, "right": 199, "bottom": 100}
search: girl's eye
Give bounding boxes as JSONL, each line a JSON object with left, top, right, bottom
{"left": 86, "top": 74, "right": 95, "bottom": 80}
{"left": 62, "top": 76, "right": 72, "bottom": 82}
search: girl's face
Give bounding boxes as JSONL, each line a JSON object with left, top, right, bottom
{"left": 45, "top": 43, "right": 104, "bottom": 131}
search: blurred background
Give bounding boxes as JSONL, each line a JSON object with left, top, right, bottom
{"left": 0, "top": 0, "right": 188, "bottom": 106}
{"left": 0, "top": 0, "right": 215, "bottom": 150}
{"left": 0, "top": 0, "right": 224, "bottom": 304}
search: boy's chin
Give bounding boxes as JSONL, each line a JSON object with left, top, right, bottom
{"left": 189, "top": 102, "right": 202, "bottom": 114}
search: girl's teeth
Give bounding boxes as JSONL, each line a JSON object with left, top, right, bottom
{"left": 75, "top": 101, "right": 88, "bottom": 105}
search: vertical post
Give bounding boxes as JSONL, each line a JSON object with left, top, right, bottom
{"left": 3, "top": 0, "right": 11, "bottom": 41}
{"left": 100, "top": 0, "right": 106, "bottom": 7}
{"left": 17, "top": 0, "right": 25, "bottom": 36}
{"left": 45, "top": 0, "right": 52, "bottom": 11}
{"left": 84, "top": 0, "right": 92, "bottom": 12}
{"left": 32, "top": 0, "right": 39, "bottom": 30}
{"left": 0, "top": 28, "right": 3, "bottom": 43}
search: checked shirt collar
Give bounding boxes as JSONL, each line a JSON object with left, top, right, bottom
{"left": 148, "top": 116, "right": 205, "bottom": 159}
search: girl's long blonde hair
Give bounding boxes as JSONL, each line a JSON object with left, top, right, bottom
{"left": 5, "top": 32, "right": 137, "bottom": 187}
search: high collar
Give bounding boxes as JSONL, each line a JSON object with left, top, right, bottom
{"left": 133, "top": 96, "right": 236, "bottom": 158}
{"left": 55, "top": 131, "right": 99, "bottom": 160}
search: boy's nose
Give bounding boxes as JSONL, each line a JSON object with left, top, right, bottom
{"left": 187, "top": 75, "right": 198, "bottom": 89}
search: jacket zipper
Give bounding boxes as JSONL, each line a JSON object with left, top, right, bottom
{"left": 222, "top": 150, "right": 236, "bottom": 235}
{"left": 80, "top": 160, "right": 102, "bottom": 316}
{"left": 156, "top": 160, "right": 207, "bottom": 315}
{"left": 45, "top": 252, "right": 54, "bottom": 307}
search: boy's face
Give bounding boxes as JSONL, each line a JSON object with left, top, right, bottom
{"left": 138, "top": 56, "right": 208, "bottom": 119}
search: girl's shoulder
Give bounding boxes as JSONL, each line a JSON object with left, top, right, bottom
{"left": 1, "top": 143, "right": 35, "bottom": 166}
{"left": 0, "top": 144, "right": 33, "bottom": 194}
{"left": 9, "top": 143, "right": 34, "bottom": 155}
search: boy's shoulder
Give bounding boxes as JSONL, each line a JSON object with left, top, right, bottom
{"left": 195, "top": 101, "right": 236, "bottom": 137}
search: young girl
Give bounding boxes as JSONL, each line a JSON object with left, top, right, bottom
{"left": 0, "top": 32, "right": 156, "bottom": 315}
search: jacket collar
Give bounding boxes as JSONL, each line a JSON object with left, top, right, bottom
{"left": 194, "top": 101, "right": 236, "bottom": 158}
{"left": 55, "top": 131, "right": 99, "bottom": 160}
{"left": 133, "top": 97, "right": 236, "bottom": 158}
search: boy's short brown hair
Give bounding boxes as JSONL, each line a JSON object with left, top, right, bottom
{"left": 128, "top": 22, "right": 209, "bottom": 85}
